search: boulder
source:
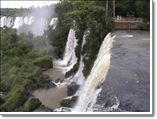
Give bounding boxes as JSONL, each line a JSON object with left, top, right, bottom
{"left": 54, "top": 78, "right": 60, "bottom": 83}
{"left": 60, "top": 96, "right": 78, "bottom": 108}
{"left": 61, "top": 107, "right": 71, "bottom": 112}
{"left": 67, "top": 82, "right": 79, "bottom": 96}
{"left": 45, "top": 81, "right": 57, "bottom": 89}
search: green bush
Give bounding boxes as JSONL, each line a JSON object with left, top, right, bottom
{"left": 1, "top": 86, "right": 27, "bottom": 112}
{"left": 24, "top": 97, "right": 41, "bottom": 112}
{"left": 33, "top": 56, "right": 53, "bottom": 70}
{"left": 60, "top": 96, "right": 77, "bottom": 108}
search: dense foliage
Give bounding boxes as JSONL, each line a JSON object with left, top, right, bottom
{"left": 46, "top": 0, "right": 114, "bottom": 77}
{"left": 115, "top": 0, "right": 150, "bottom": 19}
{"left": 115, "top": 0, "right": 150, "bottom": 29}
{"left": 0, "top": 28, "right": 52, "bottom": 111}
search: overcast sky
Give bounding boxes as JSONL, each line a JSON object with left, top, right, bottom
{"left": 1, "top": 0, "right": 59, "bottom": 8}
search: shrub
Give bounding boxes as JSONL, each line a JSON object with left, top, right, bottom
{"left": 24, "top": 97, "right": 41, "bottom": 112}
{"left": 33, "top": 55, "right": 53, "bottom": 70}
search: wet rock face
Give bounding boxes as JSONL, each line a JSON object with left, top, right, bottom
{"left": 45, "top": 81, "right": 57, "bottom": 89}
{"left": 40, "top": 75, "right": 57, "bottom": 89}
{"left": 54, "top": 78, "right": 60, "bottom": 83}
{"left": 67, "top": 82, "right": 79, "bottom": 96}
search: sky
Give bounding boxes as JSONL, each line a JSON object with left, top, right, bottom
{"left": 1, "top": 0, "right": 59, "bottom": 8}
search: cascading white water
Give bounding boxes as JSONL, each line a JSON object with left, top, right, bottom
{"left": 12, "top": 17, "right": 24, "bottom": 29}
{"left": 1, "top": 16, "right": 56, "bottom": 28}
{"left": 6, "top": 17, "right": 14, "bottom": 27}
{"left": 49, "top": 17, "right": 58, "bottom": 29}
{"left": 70, "top": 56, "right": 85, "bottom": 87}
{"left": 23, "top": 16, "right": 34, "bottom": 25}
{"left": 53, "top": 28, "right": 78, "bottom": 73}
{"left": 28, "top": 16, "right": 34, "bottom": 25}
{"left": 63, "top": 29, "right": 77, "bottom": 65}
{"left": 1, "top": 16, "right": 7, "bottom": 27}
{"left": 70, "top": 30, "right": 89, "bottom": 86}
{"left": 0, "top": 16, "right": 14, "bottom": 27}
{"left": 73, "top": 33, "right": 115, "bottom": 112}
{"left": 0, "top": 15, "right": 58, "bottom": 36}
{"left": 0, "top": 16, "right": 34, "bottom": 28}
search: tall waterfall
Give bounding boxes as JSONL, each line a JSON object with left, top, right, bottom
{"left": 63, "top": 29, "right": 77, "bottom": 66}
{"left": 71, "top": 30, "right": 89, "bottom": 86}
{"left": 73, "top": 33, "right": 115, "bottom": 112}
{"left": 53, "top": 28, "right": 78, "bottom": 73}
{"left": 13, "top": 17, "right": 24, "bottom": 29}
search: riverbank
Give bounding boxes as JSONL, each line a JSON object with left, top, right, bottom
{"left": 32, "top": 67, "right": 67, "bottom": 110}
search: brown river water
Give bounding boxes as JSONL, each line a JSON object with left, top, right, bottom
{"left": 32, "top": 68, "right": 67, "bottom": 109}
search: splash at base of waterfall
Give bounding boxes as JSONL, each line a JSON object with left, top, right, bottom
{"left": 73, "top": 33, "right": 115, "bottom": 112}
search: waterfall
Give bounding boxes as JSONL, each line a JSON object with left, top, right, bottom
{"left": 63, "top": 29, "right": 77, "bottom": 64}
{"left": 53, "top": 28, "right": 78, "bottom": 73}
{"left": 28, "top": 16, "right": 34, "bottom": 25}
{"left": 49, "top": 17, "right": 58, "bottom": 29}
{"left": 0, "top": 15, "right": 58, "bottom": 36}
{"left": 5, "top": 17, "right": 14, "bottom": 27}
{"left": 0, "top": 16, "right": 57, "bottom": 29}
{"left": 70, "top": 30, "right": 89, "bottom": 86}
{"left": 73, "top": 33, "right": 115, "bottom": 112}
{"left": 12, "top": 17, "right": 24, "bottom": 29}
{"left": 0, "top": 16, "right": 7, "bottom": 27}
{"left": 0, "top": 16, "right": 14, "bottom": 27}
{"left": 23, "top": 16, "right": 34, "bottom": 25}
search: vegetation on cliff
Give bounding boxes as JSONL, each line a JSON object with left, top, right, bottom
{"left": 46, "top": 1, "right": 114, "bottom": 77}
{"left": 0, "top": 28, "right": 52, "bottom": 111}
{"left": 46, "top": 0, "right": 150, "bottom": 77}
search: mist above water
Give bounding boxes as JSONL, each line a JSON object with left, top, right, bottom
{"left": 29, "top": 6, "right": 55, "bottom": 36}
{"left": 18, "top": 5, "right": 55, "bottom": 36}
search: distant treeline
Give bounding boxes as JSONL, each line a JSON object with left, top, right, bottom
{"left": 115, "top": 0, "right": 150, "bottom": 21}
{"left": 0, "top": 8, "right": 31, "bottom": 16}
{"left": 0, "top": 4, "right": 56, "bottom": 17}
